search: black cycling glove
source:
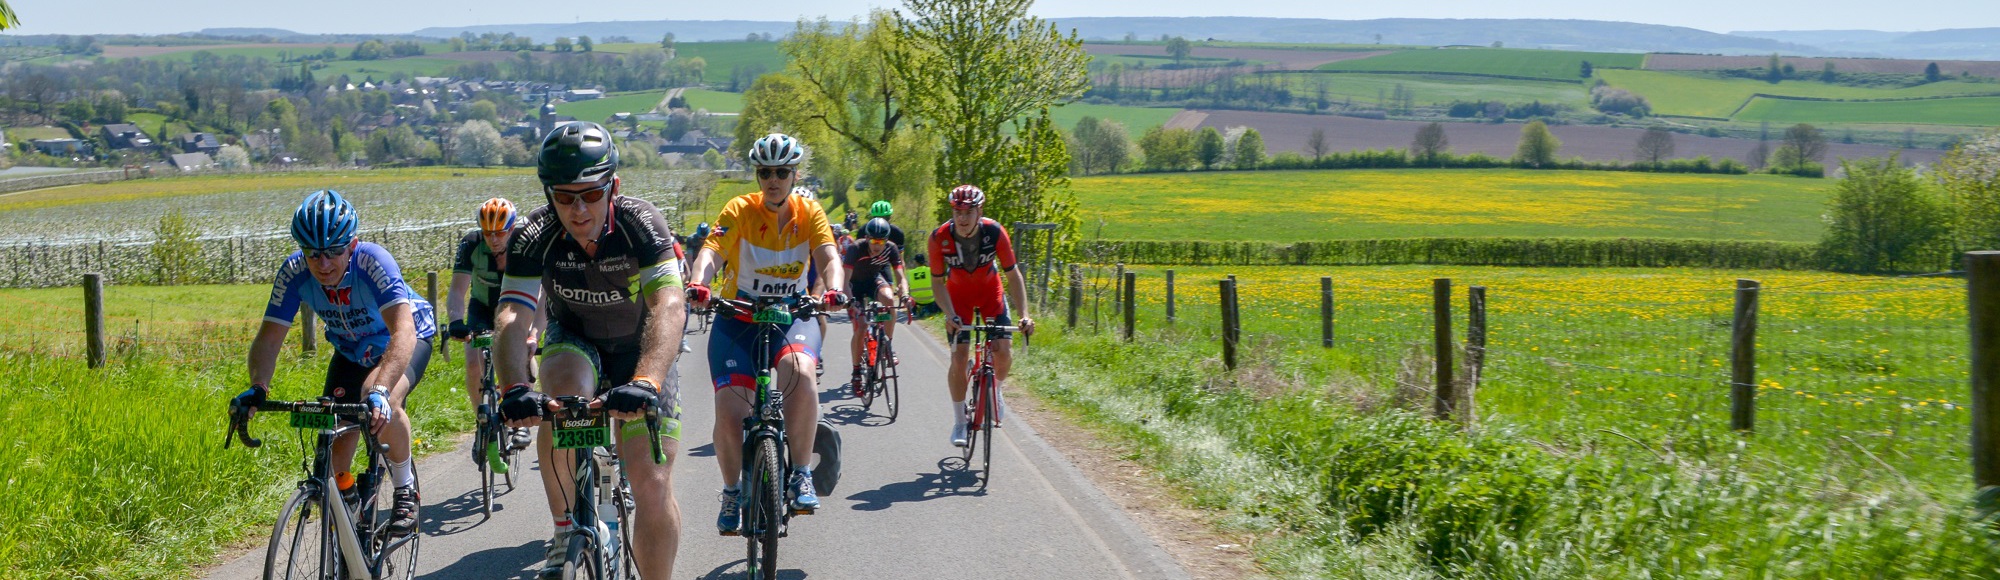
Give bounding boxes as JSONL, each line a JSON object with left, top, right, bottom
{"left": 500, "top": 384, "right": 549, "bottom": 422}
{"left": 448, "top": 320, "right": 471, "bottom": 340}
{"left": 603, "top": 378, "right": 660, "bottom": 414}
{"left": 231, "top": 385, "right": 268, "bottom": 415}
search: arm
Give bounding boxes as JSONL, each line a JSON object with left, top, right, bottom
{"left": 246, "top": 321, "right": 289, "bottom": 390}
{"left": 494, "top": 300, "right": 536, "bottom": 388}
{"left": 366, "top": 304, "right": 419, "bottom": 406}
{"left": 613, "top": 284, "right": 686, "bottom": 420}
{"left": 1004, "top": 267, "right": 1031, "bottom": 328}
{"left": 816, "top": 243, "right": 845, "bottom": 306}
{"left": 446, "top": 272, "right": 471, "bottom": 328}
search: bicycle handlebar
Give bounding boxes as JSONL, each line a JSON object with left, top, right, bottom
{"left": 226, "top": 399, "right": 373, "bottom": 450}
{"left": 539, "top": 395, "right": 667, "bottom": 465}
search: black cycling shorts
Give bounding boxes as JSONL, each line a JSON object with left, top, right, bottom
{"left": 324, "top": 339, "right": 433, "bottom": 403}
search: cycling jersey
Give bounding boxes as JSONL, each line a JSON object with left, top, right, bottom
{"left": 451, "top": 229, "right": 503, "bottom": 324}
{"left": 843, "top": 241, "right": 902, "bottom": 287}
{"left": 928, "top": 218, "right": 1017, "bottom": 322}
{"left": 884, "top": 224, "right": 906, "bottom": 254}
{"left": 702, "top": 192, "right": 835, "bottom": 299}
{"left": 498, "top": 196, "right": 683, "bottom": 349}
{"left": 263, "top": 242, "right": 438, "bottom": 367}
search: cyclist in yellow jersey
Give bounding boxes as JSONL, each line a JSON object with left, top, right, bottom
{"left": 686, "top": 133, "right": 847, "bottom": 532}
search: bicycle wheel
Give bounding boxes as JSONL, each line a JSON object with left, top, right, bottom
{"left": 558, "top": 530, "right": 602, "bottom": 580}
{"left": 263, "top": 487, "right": 334, "bottom": 580}
{"left": 475, "top": 425, "right": 494, "bottom": 518}
{"left": 979, "top": 369, "right": 996, "bottom": 486}
{"left": 881, "top": 337, "right": 900, "bottom": 422}
{"left": 960, "top": 380, "right": 981, "bottom": 463}
{"left": 744, "top": 437, "right": 783, "bottom": 580}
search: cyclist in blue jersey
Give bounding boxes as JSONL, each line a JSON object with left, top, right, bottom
{"left": 231, "top": 190, "right": 438, "bottom": 537}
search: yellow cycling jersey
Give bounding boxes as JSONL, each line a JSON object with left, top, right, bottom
{"left": 703, "top": 192, "right": 835, "bottom": 299}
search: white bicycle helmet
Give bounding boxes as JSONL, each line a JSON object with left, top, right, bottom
{"left": 746, "top": 133, "right": 806, "bottom": 167}
{"left": 791, "top": 186, "right": 816, "bottom": 201}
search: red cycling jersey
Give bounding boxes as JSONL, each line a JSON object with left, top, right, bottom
{"left": 927, "top": 217, "right": 1016, "bottom": 322}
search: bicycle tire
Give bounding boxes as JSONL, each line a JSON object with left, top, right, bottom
{"left": 979, "top": 369, "right": 996, "bottom": 486}
{"left": 476, "top": 426, "right": 494, "bottom": 518}
{"left": 881, "top": 333, "right": 900, "bottom": 422}
{"left": 960, "top": 381, "right": 981, "bottom": 463}
{"left": 745, "top": 437, "right": 783, "bottom": 580}
{"left": 262, "top": 487, "right": 333, "bottom": 580}
{"left": 558, "top": 530, "right": 602, "bottom": 580}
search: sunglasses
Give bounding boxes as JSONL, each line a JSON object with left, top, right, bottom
{"left": 867, "top": 238, "right": 888, "bottom": 244}
{"left": 756, "top": 167, "right": 794, "bottom": 180}
{"left": 548, "top": 181, "right": 612, "bottom": 206}
{"left": 304, "top": 245, "right": 350, "bottom": 260}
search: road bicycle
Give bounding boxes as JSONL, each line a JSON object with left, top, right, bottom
{"left": 466, "top": 332, "right": 524, "bottom": 518}
{"left": 959, "top": 308, "right": 1021, "bottom": 488}
{"left": 852, "top": 298, "right": 905, "bottom": 421}
{"left": 539, "top": 394, "right": 668, "bottom": 580}
{"left": 704, "top": 293, "right": 843, "bottom": 580}
{"left": 227, "top": 398, "right": 420, "bottom": 580}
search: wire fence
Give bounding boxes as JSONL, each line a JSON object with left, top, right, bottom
{"left": 0, "top": 285, "right": 307, "bottom": 368}
{"left": 1052, "top": 263, "right": 1972, "bottom": 489}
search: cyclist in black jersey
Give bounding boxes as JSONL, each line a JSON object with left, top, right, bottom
{"left": 845, "top": 217, "right": 909, "bottom": 392}
{"left": 492, "top": 122, "right": 690, "bottom": 580}
{"left": 447, "top": 198, "right": 542, "bottom": 454}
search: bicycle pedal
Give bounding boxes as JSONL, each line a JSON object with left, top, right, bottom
{"left": 720, "top": 529, "right": 741, "bottom": 537}
{"left": 791, "top": 507, "right": 815, "bottom": 516}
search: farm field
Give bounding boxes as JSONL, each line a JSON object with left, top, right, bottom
{"left": 1644, "top": 53, "right": 2000, "bottom": 78}
{"left": 1271, "top": 72, "right": 1590, "bottom": 108}
{"left": 7, "top": 125, "right": 75, "bottom": 141}
{"left": 1071, "top": 168, "right": 1831, "bottom": 242}
{"left": 1317, "top": 47, "right": 1644, "bottom": 80}
{"left": 1083, "top": 42, "right": 1387, "bottom": 70}
{"left": 1187, "top": 109, "right": 1944, "bottom": 165}
{"left": 553, "top": 89, "right": 670, "bottom": 122}
{"left": 312, "top": 57, "right": 464, "bottom": 81}
{"left": 680, "top": 88, "right": 744, "bottom": 114}
{"left": 129, "top": 43, "right": 351, "bottom": 61}
{"left": 121, "top": 111, "right": 189, "bottom": 142}
{"left": 1736, "top": 95, "right": 2000, "bottom": 126}
{"left": 1048, "top": 102, "right": 1183, "bottom": 134}
{"left": 1596, "top": 69, "right": 2000, "bottom": 119}
{"left": 1028, "top": 263, "right": 1986, "bottom": 576}
{"left": 670, "top": 41, "right": 785, "bottom": 86}
{"left": 0, "top": 284, "right": 476, "bottom": 578}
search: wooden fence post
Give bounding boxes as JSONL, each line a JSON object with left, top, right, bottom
{"left": 1468, "top": 286, "right": 1487, "bottom": 391}
{"left": 300, "top": 303, "right": 317, "bottom": 356}
{"left": 1731, "top": 278, "right": 1760, "bottom": 432}
{"left": 1969, "top": 252, "right": 2000, "bottom": 488}
{"left": 1164, "top": 269, "right": 1176, "bottom": 324}
{"left": 1066, "top": 264, "right": 1082, "bottom": 329}
{"left": 1122, "top": 271, "right": 1136, "bottom": 341}
{"left": 84, "top": 273, "right": 105, "bottom": 369}
{"left": 1112, "top": 263, "right": 1125, "bottom": 315}
{"left": 1321, "top": 276, "right": 1334, "bottom": 347}
{"left": 1220, "top": 278, "right": 1238, "bottom": 370}
{"left": 1433, "top": 278, "right": 1455, "bottom": 421}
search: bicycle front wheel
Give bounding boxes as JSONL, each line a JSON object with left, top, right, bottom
{"left": 881, "top": 337, "right": 900, "bottom": 422}
{"left": 558, "top": 530, "right": 603, "bottom": 580}
{"left": 979, "top": 369, "right": 997, "bottom": 486}
{"left": 263, "top": 487, "right": 334, "bottom": 580}
{"left": 745, "top": 437, "right": 783, "bottom": 580}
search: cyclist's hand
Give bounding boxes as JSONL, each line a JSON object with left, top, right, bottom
{"left": 686, "top": 283, "right": 712, "bottom": 310}
{"left": 1019, "top": 316, "right": 1035, "bottom": 337}
{"left": 230, "top": 385, "right": 268, "bottom": 421}
{"left": 822, "top": 290, "right": 849, "bottom": 312}
{"left": 596, "top": 378, "right": 660, "bottom": 421}
{"left": 365, "top": 389, "right": 393, "bottom": 434}
{"left": 448, "top": 320, "right": 471, "bottom": 341}
{"left": 500, "top": 384, "right": 550, "bottom": 427}
{"left": 946, "top": 314, "right": 963, "bottom": 338}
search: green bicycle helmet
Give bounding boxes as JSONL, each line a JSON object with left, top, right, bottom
{"left": 869, "top": 200, "right": 893, "bottom": 218}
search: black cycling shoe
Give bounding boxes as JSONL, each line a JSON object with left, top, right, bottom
{"left": 387, "top": 486, "right": 421, "bottom": 536}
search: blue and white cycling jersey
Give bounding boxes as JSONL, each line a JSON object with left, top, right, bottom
{"left": 262, "top": 242, "right": 438, "bottom": 367}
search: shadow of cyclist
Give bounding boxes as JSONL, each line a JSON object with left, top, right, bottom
{"left": 418, "top": 538, "right": 544, "bottom": 579}
{"left": 844, "top": 461, "right": 986, "bottom": 511}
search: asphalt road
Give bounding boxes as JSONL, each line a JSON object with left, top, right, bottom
{"left": 207, "top": 315, "right": 1188, "bottom": 579}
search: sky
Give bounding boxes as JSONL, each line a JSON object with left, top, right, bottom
{"left": 3, "top": 0, "right": 1996, "bottom": 36}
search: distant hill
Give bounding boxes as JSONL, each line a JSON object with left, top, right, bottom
{"left": 410, "top": 20, "right": 794, "bottom": 43}
{"left": 1733, "top": 28, "right": 2000, "bottom": 60}
{"left": 195, "top": 28, "right": 304, "bottom": 38}
{"left": 1047, "top": 17, "right": 1815, "bottom": 55}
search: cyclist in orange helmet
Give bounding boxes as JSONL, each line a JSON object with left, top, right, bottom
{"left": 447, "top": 197, "right": 544, "bottom": 456}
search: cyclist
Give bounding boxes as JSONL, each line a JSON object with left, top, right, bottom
{"left": 844, "top": 217, "right": 909, "bottom": 396}
{"left": 232, "top": 189, "right": 437, "bottom": 537}
{"left": 927, "top": 184, "right": 1035, "bottom": 447}
{"left": 687, "top": 132, "right": 846, "bottom": 533}
{"left": 867, "top": 200, "right": 907, "bottom": 252}
{"left": 907, "top": 253, "right": 939, "bottom": 319}
{"left": 842, "top": 209, "right": 859, "bottom": 233}
{"left": 492, "top": 122, "right": 690, "bottom": 580}
{"left": 446, "top": 197, "right": 540, "bottom": 459}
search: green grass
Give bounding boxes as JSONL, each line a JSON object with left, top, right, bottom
{"left": 312, "top": 57, "right": 464, "bottom": 81}
{"left": 554, "top": 90, "right": 670, "bottom": 123}
{"left": 143, "top": 44, "right": 346, "bottom": 63}
{"left": 1597, "top": 69, "right": 2000, "bottom": 119}
{"left": 1073, "top": 169, "right": 1832, "bottom": 243}
{"left": 1047, "top": 102, "right": 1183, "bottom": 135}
{"left": 1274, "top": 72, "right": 1591, "bottom": 107}
{"left": 672, "top": 41, "right": 785, "bottom": 86}
{"left": 1023, "top": 263, "right": 1991, "bottom": 578}
{"left": 0, "top": 167, "right": 519, "bottom": 212}
{"left": 1317, "top": 48, "right": 1643, "bottom": 80}
{"left": 0, "top": 284, "right": 475, "bottom": 579}
{"left": 1736, "top": 95, "right": 2000, "bottom": 126}
{"left": 680, "top": 88, "right": 744, "bottom": 114}
{"left": 8, "top": 126, "right": 75, "bottom": 141}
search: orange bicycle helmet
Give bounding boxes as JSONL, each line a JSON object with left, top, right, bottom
{"left": 478, "top": 198, "right": 517, "bottom": 233}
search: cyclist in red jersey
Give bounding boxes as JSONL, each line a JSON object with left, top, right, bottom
{"left": 926, "top": 184, "right": 1034, "bottom": 447}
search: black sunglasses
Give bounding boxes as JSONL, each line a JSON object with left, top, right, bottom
{"left": 548, "top": 180, "right": 612, "bottom": 206}
{"left": 756, "top": 167, "right": 794, "bottom": 180}
{"left": 303, "top": 244, "right": 350, "bottom": 260}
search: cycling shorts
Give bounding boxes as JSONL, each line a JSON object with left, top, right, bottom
{"left": 951, "top": 311, "right": 1012, "bottom": 345}
{"left": 707, "top": 310, "right": 821, "bottom": 391}
{"left": 324, "top": 339, "right": 432, "bottom": 404}
{"left": 540, "top": 319, "right": 684, "bottom": 441}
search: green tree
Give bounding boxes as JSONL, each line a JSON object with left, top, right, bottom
{"left": 1411, "top": 122, "right": 1449, "bottom": 165}
{"left": 893, "top": 0, "right": 1090, "bottom": 235}
{"left": 1068, "top": 116, "right": 1131, "bottom": 175}
{"left": 1773, "top": 123, "right": 1826, "bottom": 170}
{"left": 661, "top": 33, "right": 676, "bottom": 50}
{"left": 1821, "top": 61, "right": 1837, "bottom": 83}
{"left": 93, "top": 91, "right": 126, "bottom": 124}
{"left": 577, "top": 35, "right": 593, "bottom": 52}
{"left": 1233, "top": 127, "right": 1265, "bottom": 170}
{"left": 782, "top": 12, "right": 918, "bottom": 210}
{"left": 554, "top": 37, "right": 573, "bottom": 52}
{"left": 1925, "top": 62, "right": 1943, "bottom": 82}
{"left": 732, "top": 72, "right": 835, "bottom": 172}
{"left": 1137, "top": 126, "right": 1195, "bottom": 171}
{"left": 1819, "top": 156, "right": 1948, "bottom": 272}
{"left": 1194, "top": 127, "right": 1225, "bottom": 169}
{"left": 1766, "top": 53, "right": 1783, "bottom": 84}
{"left": 1513, "top": 120, "right": 1560, "bottom": 168}
{"left": 1165, "top": 36, "right": 1192, "bottom": 65}
{"left": 1579, "top": 60, "right": 1593, "bottom": 78}
{"left": 59, "top": 98, "right": 92, "bottom": 123}
{"left": 0, "top": 1, "right": 19, "bottom": 29}
{"left": 351, "top": 40, "right": 387, "bottom": 60}
{"left": 1635, "top": 127, "right": 1676, "bottom": 166}
{"left": 1935, "top": 130, "right": 2000, "bottom": 255}
{"left": 151, "top": 209, "right": 200, "bottom": 285}
{"left": 452, "top": 120, "right": 505, "bottom": 167}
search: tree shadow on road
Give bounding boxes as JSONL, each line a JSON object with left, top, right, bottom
{"left": 696, "top": 558, "right": 810, "bottom": 580}
{"left": 845, "top": 458, "right": 987, "bottom": 511}
{"left": 417, "top": 538, "right": 543, "bottom": 579}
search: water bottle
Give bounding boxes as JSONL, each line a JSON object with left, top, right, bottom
{"left": 596, "top": 449, "right": 621, "bottom": 562}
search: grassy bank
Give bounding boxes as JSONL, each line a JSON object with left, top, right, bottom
{"left": 0, "top": 284, "right": 475, "bottom": 578}
{"left": 1018, "top": 264, "right": 1995, "bottom": 577}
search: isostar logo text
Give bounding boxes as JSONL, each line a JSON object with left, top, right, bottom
{"left": 562, "top": 418, "right": 598, "bottom": 428}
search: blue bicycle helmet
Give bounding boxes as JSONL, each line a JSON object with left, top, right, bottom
{"left": 695, "top": 222, "right": 711, "bottom": 238}
{"left": 290, "top": 190, "right": 358, "bottom": 250}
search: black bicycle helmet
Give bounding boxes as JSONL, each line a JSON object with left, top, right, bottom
{"left": 537, "top": 121, "right": 619, "bottom": 187}
{"left": 861, "top": 217, "right": 892, "bottom": 240}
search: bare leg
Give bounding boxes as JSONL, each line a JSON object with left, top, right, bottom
{"left": 620, "top": 426, "right": 681, "bottom": 578}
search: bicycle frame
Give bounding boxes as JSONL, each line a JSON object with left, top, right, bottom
{"left": 230, "top": 399, "right": 411, "bottom": 580}
{"left": 542, "top": 393, "right": 665, "bottom": 579}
